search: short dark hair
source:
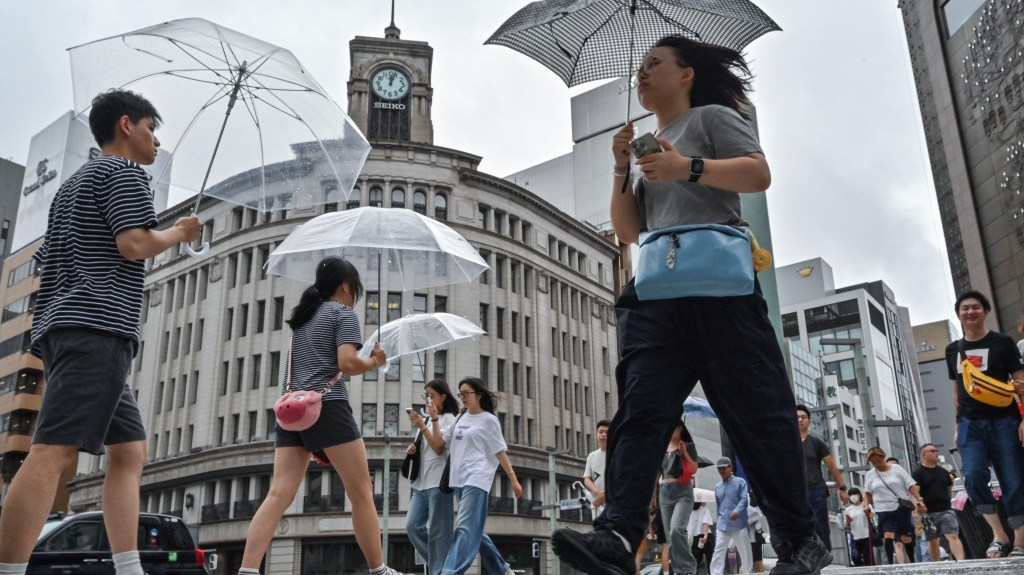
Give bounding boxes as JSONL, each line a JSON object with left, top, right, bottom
{"left": 88, "top": 89, "right": 162, "bottom": 146}
{"left": 955, "top": 290, "right": 991, "bottom": 313}
{"left": 596, "top": 419, "right": 611, "bottom": 430}
{"left": 919, "top": 443, "right": 935, "bottom": 454}
{"left": 886, "top": 457, "right": 899, "bottom": 464}
{"left": 795, "top": 404, "right": 811, "bottom": 418}
{"left": 847, "top": 487, "right": 862, "bottom": 497}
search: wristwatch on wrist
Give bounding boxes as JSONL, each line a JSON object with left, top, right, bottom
{"left": 838, "top": 485, "right": 847, "bottom": 492}
{"left": 688, "top": 156, "right": 705, "bottom": 183}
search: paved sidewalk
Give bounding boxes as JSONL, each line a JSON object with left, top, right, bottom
{"left": 820, "top": 556, "right": 1024, "bottom": 574}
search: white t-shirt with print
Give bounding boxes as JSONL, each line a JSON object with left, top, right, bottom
{"left": 411, "top": 412, "right": 456, "bottom": 491}
{"left": 442, "top": 411, "right": 507, "bottom": 492}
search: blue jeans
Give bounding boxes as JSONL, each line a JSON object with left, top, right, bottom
{"left": 957, "top": 416, "right": 1024, "bottom": 528}
{"left": 660, "top": 482, "right": 696, "bottom": 574}
{"left": 441, "top": 486, "right": 509, "bottom": 575}
{"left": 407, "top": 487, "right": 455, "bottom": 575}
{"left": 807, "top": 484, "right": 831, "bottom": 551}
{"left": 595, "top": 281, "right": 815, "bottom": 548}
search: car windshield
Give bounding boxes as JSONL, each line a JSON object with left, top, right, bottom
{"left": 37, "top": 521, "right": 62, "bottom": 541}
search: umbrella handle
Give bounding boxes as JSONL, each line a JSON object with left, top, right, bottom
{"left": 380, "top": 358, "right": 392, "bottom": 375}
{"left": 184, "top": 241, "right": 210, "bottom": 258}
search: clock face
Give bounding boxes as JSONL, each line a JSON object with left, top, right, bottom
{"left": 372, "top": 68, "right": 410, "bottom": 100}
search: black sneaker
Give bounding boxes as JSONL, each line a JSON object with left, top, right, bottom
{"left": 551, "top": 528, "right": 634, "bottom": 575}
{"left": 769, "top": 535, "right": 831, "bottom": 575}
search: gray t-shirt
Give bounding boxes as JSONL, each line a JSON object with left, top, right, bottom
{"left": 634, "top": 104, "right": 763, "bottom": 230}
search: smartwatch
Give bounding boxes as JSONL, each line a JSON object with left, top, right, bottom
{"left": 688, "top": 156, "right": 705, "bottom": 183}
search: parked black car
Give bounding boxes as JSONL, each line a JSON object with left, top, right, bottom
{"left": 29, "top": 512, "right": 214, "bottom": 574}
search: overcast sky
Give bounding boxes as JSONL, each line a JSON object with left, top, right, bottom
{"left": 0, "top": 1, "right": 957, "bottom": 327}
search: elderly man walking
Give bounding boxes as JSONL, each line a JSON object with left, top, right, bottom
{"left": 912, "top": 444, "right": 965, "bottom": 561}
{"left": 711, "top": 458, "right": 752, "bottom": 575}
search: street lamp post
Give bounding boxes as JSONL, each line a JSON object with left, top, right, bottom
{"left": 547, "top": 447, "right": 570, "bottom": 575}
{"left": 818, "top": 338, "right": 877, "bottom": 450}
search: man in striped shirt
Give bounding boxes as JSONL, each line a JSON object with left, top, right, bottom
{"left": 0, "top": 89, "right": 201, "bottom": 575}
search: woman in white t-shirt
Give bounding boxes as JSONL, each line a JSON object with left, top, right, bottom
{"left": 440, "top": 377, "right": 523, "bottom": 575}
{"left": 405, "top": 379, "right": 461, "bottom": 575}
{"left": 863, "top": 447, "right": 921, "bottom": 565}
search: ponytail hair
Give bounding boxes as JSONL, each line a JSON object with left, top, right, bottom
{"left": 458, "top": 376, "right": 498, "bottom": 414}
{"left": 654, "top": 35, "right": 754, "bottom": 120}
{"left": 287, "top": 257, "right": 363, "bottom": 330}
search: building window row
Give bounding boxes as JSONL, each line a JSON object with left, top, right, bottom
{"left": 348, "top": 185, "right": 449, "bottom": 220}
{"left": 1, "top": 293, "right": 36, "bottom": 323}
{"left": 477, "top": 204, "right": 534, "bottom": 247}
{"left": 6, "top": 258, "right": 38, "bottom": 287}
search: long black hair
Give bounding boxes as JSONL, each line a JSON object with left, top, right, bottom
{"left": 458, "top": 376, "right": 498, "bottom": 414}
{"left": 425, "top": 378, "right": 461, "bottom": 416}
{"left": 654, "top": 35, "right": 754, "bottom": 120}
{"left": 287, "top": 257, "right": 364, "bottom": 330}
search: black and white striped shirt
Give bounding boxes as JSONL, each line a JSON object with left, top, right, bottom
{"left": 285, "top": 301, "right": 363, "bottom": 402}
{"left": 30, "top": 156, "right": 158, "bottom": 355}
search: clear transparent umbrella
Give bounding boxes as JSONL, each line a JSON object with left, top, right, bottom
{"left": 683, "top": 396, "right": 717, "bottom": 418}
{"left": 266, "top": 207, "right": 490, "bottom": 292}
{"left": 69, "top": 17, "right": 371, "bottom": 255}
{"left": 358, "top": 313, "right": 485, "bottom": 373}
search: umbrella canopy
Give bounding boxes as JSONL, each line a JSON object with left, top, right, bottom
{"left": 69, "top": 18, "right": 370, "bottom": 214}
{"left": 358, "top": 312, "right": 485, "bottom": 372}
{"left": 486, "top": 0, "right": 780, "bottom": 119}
{"left": 683, "top": 396, "right": 717, "bottom": 418}
{"left": 694, "top": 487, "right": 715, "bottom": 503}
{"left": 695, "top": 455, "right": 714, "bottom": 469}
{"left": 266, "top": 207, "right": 489, "bottom": 291}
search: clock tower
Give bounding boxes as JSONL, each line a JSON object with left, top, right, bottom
{"left": 348, "top": 15, "right": 433, "bottom": 144}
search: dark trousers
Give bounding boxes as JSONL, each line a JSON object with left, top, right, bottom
{"left": 594, "top": 280, "right": 815, "bottom": 548}
{"left": 808, "top": 483, "right": 832, "bottom": 550}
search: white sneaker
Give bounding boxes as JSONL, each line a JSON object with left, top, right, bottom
{"left": 504, "top": 568, "right": 515, "bottom": 575}
{"left": 380, "top": 567, "right": 412, "bottom": 575}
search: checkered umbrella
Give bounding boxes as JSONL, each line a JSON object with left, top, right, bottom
{"left": 486, "top": 0, "right": 780, "bottom": 118}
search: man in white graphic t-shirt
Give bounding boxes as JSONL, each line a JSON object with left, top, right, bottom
{"left": 584, "top": 420, "right": 611, "bottom": 517}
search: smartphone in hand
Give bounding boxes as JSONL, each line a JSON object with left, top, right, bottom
{"left": 629, "top": 133, "right": 662, "bottom": 158}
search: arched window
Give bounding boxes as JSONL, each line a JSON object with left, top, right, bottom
{"left": 369, "top": 186, "right": 383, "bottom": 207}
{"left": 346, "top": 187, "right": 361, "bottom": 210}
{"left": 434, "top": 193, "right": 448, "bottom": 221}
{"left": 413, "top": 189, "right": 427, "bottom": 214}
{"left": 391, "top": 187, "right": 406, "bottom": 208}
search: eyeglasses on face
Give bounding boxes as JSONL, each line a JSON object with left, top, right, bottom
{"left": 457, "top": 391, "right": 479, "bottom": 399}
{"left": 796, "top": 415, "right": 810, "bottom": 421}
{"left": 629, "top": 56, "right": 664, "bottom": 88}
{"left": 923, "top": 449, "right": 939, "bottom": 453}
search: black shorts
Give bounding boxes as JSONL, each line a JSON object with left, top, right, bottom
{"left": 275, "top": 399, "right": 362, "bottom": 457}
{"left": 876, "top": 508, "right": 914, "bottom": 538}
{"left": 35, "top": 329, "right": 144, "bottom": 455}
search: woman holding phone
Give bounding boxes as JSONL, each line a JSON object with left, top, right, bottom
{"left": 440, "top": 377, "right": 522, "bottom": 575}
{"left": 405, "top": 379, "right": 460, "bottom": 575}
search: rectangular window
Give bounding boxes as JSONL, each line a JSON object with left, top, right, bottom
{"left": 258, "top": 245, "right": 270, "bottom": 280}
{"left": 182, "top": 323, "right": 192, "bottom": 356}
{"left": 528, "top": 418, "right": 534, "bottom": 446}
{"left": 602, "top": 347, "right": 609, "bottom": 374}
{"left": 524, "top": 266, "right": 533, "bottom": 298}
{"left": 510, "top": 262, "right": 519, "bottom": 293}
{"left": 512, "top": 362, "right": 520, "bottom": 395}
{"left": 251, "top": 354, "right": 262, "bottom": 389}
{"left": 572, "top": 336, "right": 579, "bottom": 366}
{"left": 195, "top": 319, "right": 204, "bottom": 351}
{"left": 256, "top": 300, "right": 266, "bottom": 333}
{"left": 155, "top": 381, "right": 164, "bottom": 414}
{"left": 480, "top": 304, "right": 489, "bottom": 333}
{"left": 413, "top": 352, "right": 426, "bottom": 382}
{"left": 434, "top": 295, "right": 447, "bottom": 313}
{"left": 553, "top": 376, "right": 560, "bottom": 407}
{"left": 219, "top": 360, "right": 229, "bottom": 396}
{"left": 242, "top": 250, "right": 253, "bottom": 285}
{"left": 235, "top": 358, "right": 245, "bottom": 392}
{"left": 496, "top": 307, "right": 505, "bottom": 339}
{"left": 479, "top": 250, "right": 490, "bottom": 284}
{"left": 551, "top": 328, "right": 558, "bottom": 358}
{"left": 575, "top": 383, "right": 581, "bottom": 413}
{"left": 239, "top": 303, "right": 249, "bottom": 337}
{"left": 228, "top": 254, "right": 238, "bottom": 289}
{"left": 385, "top": 358, "right": 400, "bottom": 381}
{"left": 170, "top": 327, "right": 181, "bottom": 359}
{"left": 495, "top": 256, "right": 506, "bottom": 288}
{"left": 231, "top": 413, "right": 240, "bottom": 443}
{"left": 526, "top": 366, "right": 534, "bottom": 398}
{"left": 384, "top": 404, "right": 400, "bottom": 436}
{"left": 525, "top": 316, "right": 532, "bottom": 347}
{"left": 496, "top": 358, "right": 506, "bottom": 392}
{"left": 511, "top": 311, "right": 519, "bottom": 343}
{"left": 361, "top": 404, "right": 377, "bottom": 436}
{"left": 198, "top": 266, "right": 209, "bottom": 301}
{"left": 434, "top": 350, "right": 447, "bottom": 380}
{"left": 513, "top": 415, "right": 521, "bottom": 444}
{"left": 583, "top": 341, "right": 590, "bottom": 369}
{"left": 585, "top": 386, "right": 592, "bottom": 416}
{"left": 273, "top": 297, "right": 285, "bottom": 330}
{"left": 224, "top": 308, "right": 234, "bottom": 340}
{"left": 178, "top": 374, "right": 187, "bottom": 408}
{"left": 480, "top": 355, "right": 490, "bottom": 384}
{"left": 266, "top": 409, "right": 276, "bottom": 440}
{"left": 248, "top": 410, "right": 258, "bottom": 442}
{"left": 366, "top": 292, "right": 380, "bottom": 325}
{"left": 269, "top": 351, "right": 281, "bottom": 387}
{"left": 387, "top": 292, "right": 401, "bottom": 323}
{"left": 159, "top": 331, "right": 170, "bottom": 363}
{"left": 563, "top": 379, "right": 571, "bottom": 410}
{"left": 413, "top": 293, "right": 427, "bottom": 314}
{"left": 189, "top": 371, "right": 199, "bottom": 404}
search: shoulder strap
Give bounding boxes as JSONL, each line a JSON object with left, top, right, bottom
{"left": 636, "top": 178, "right": 648, "bottom": 232}
{"left": 958, "top": 338, "right": 967, "bottom": 363}
{"left": 284, "top": 334, "right": 343, "bottom": 394}
{"left": 874, "top": 467, "right": 902, "bottom": 499}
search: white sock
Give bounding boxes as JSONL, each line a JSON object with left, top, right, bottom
{"left": 112, "top": 551, "right": 144, "bottom": 575}
{"left": 0, "top": 563, "right": 28, "bottom": 575}
{"left": 369, "top": 565, "right": 388, "bottom": 575}
{"left": 238, "top": 569, "right": 261, "bottom": 575}
{"left": 612, "top": 530, "right": 632, "bottom": 553}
